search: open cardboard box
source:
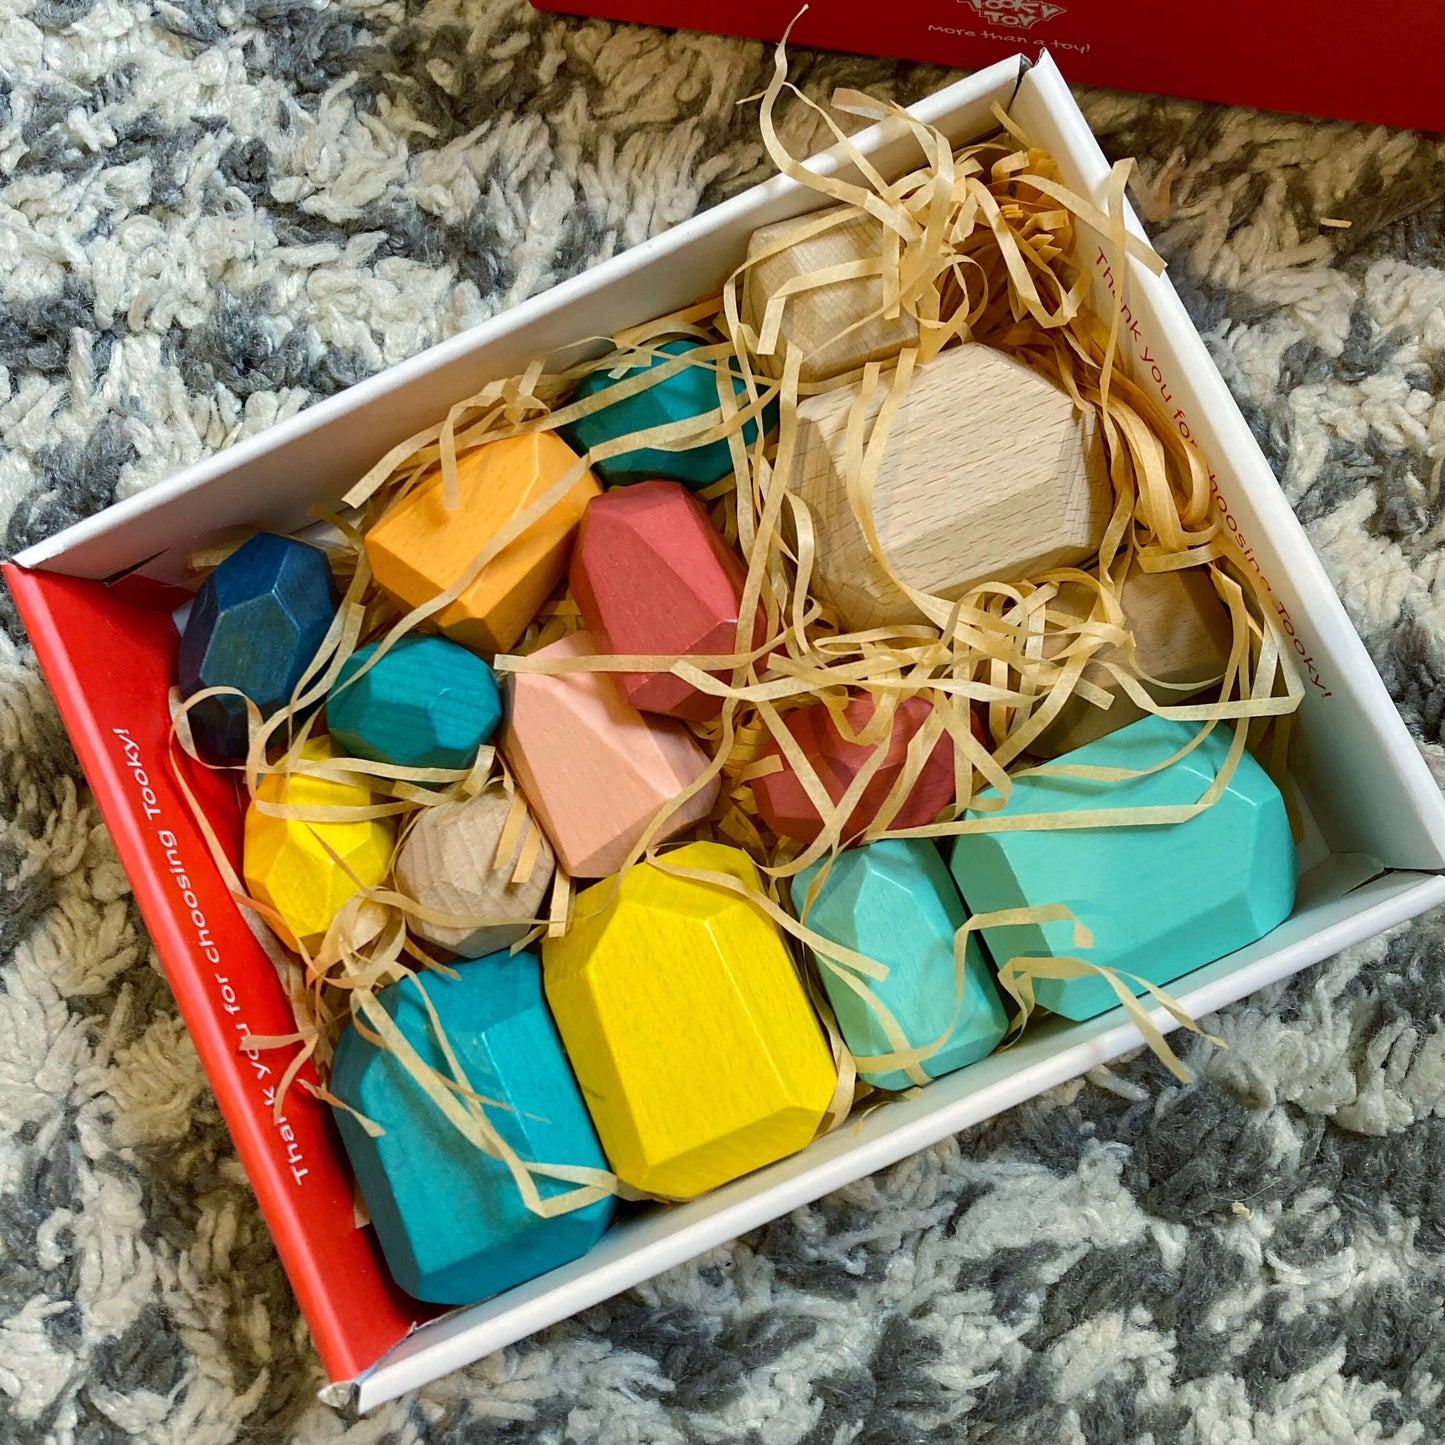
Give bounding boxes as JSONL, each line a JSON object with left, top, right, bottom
{"left": 9, "top": 52, "right": 1445, "bottom": 1411}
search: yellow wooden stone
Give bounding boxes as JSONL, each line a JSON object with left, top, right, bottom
{"left": 543, "top": 840, "right": 837, "bottom": 1199}
{"left": 743, "top": 206, "right": 920, "bottom": 384}
{"left": 365, "top": 433, "right": 601, "bottom": 655}
{"left": 242, "top": 738, "right": 394, "bottom": 953}
{"left": 1031, "top": 564, "right": 1234, "bottom": 757}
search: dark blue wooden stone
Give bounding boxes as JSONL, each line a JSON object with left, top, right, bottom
{"left": 177, "top": 533, "right": 338, "bottom": 761}
{"left": 560, "top": 337, "right": 779, "bottom": 489}
{"left": 327, "top": 635, "right": 501, "bottom": 771}
{"left": 330, "top": 950, "right": 615, "bottom": 1305}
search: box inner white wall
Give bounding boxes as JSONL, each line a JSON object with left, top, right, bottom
{"left": 18, "top": 53, "right": 1445, "bottom": 1409}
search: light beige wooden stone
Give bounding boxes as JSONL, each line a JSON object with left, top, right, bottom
{"left": 793, "top": 342, "right": 1112, "bottom": 633}
{"left": 1031, "top": 563, "right": 1234, "bottom": 758}
{"left": 394, "top": 789, "right": 556, "bottom": 958}
{"left": 743, "top": 207, "right": 920, "bottom": 384}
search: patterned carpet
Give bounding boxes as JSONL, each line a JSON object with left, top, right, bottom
{"left": 4, "top": 2, "right": 1445, "bottom": 1440}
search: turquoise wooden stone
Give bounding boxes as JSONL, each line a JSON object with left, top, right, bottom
{"left": 330, "top": 950, "right": 615, "bottom": 1305}
{"left": 791, "top": 839, "right": 1008, "bottom": 1092}
{"left": 327, "top": 634, "right": 501, "bottom": 771}
{"left": 949, "top": 715, "right": 1297, "bottom": 1021}
{"left": 560, "top": 337, "right": 778, "bottom": 489}
{"left": 178, "top": 532, "right": 338, "bottom": 761}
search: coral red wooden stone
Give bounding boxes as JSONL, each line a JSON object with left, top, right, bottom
{"left": 569, "top": 480, "right": 766, "bottom": 722}
{"left": 753, "top": 693, "right": 968, "bottom": 844}
{"left": 500, "top": 632, "right": 721, "bottom": 878}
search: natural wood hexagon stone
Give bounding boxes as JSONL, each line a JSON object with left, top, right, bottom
{"left": 365, "top": 433, "right": 601, "bottom": 655}
{"left": 394, "top": 788, "right": 556, "bottom": 958}
{"left": 543, "top": 840, "right": 838, "bottom": 1198}
{"left": 794, "top": 343, "right": 1112, "bottom": 632}
{"left": 499, "top": 632, "right": 721, "bottom": 878}
{"left": 743, "top": 206, "right": 920, "bottom": 384}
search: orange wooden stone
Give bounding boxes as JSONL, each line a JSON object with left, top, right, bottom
{"left": 500, "top": 632, "right": 721, "bottom": 878}
{"left": 365, "top": 433, "right": 601, "bottom": 655}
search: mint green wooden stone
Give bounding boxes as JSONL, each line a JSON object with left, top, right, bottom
{"left": 330, "top": 951, "right": 614, "bottom": 1305}
{"left": 791, "top": 839, "right": 1008, "bottom": 1092}
{"left": 327, "top": 634, "right": 501, "bottom": 771}
{"left": 949, "top": 714, "right": 1297, "bottom": 1022}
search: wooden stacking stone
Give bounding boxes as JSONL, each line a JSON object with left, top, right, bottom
{"left": 743, "top": 206, "right": 920, "bottom": 384}
{"left": 328, "top": 634, "right": 501, "bottom": 771}
{"left": 794, "top": 343, "right": 1112, "bottom": 632}
{"left": 1031, "top": 564, "right": 1234, "bottom": 757}
{"left": 753, "top": 693, "right": 963, "bottom": 844}
{"left": 242, "top": 739, "right": 393, "bottom": 954}
{"left": 500, "top": 632, "right": 721, "bottom": 878}
{"left": 365, "top": 433, "right": 600, "bottom": 655}
{"left": 330, "top": 952, "right": 614, "bottom": 1304}
{"left": 949, "top": 715, "right": 1297, "bottom": 1021}
{"left": 560, "top": 337, "right": 774, "bottom": 490}
{"left": 178, "top": 532, "right": 338, "bottom": 760}
{"left": 395, "top": 788, "right": 556, "bottom": 959}
{"left": 543, "top": 840, "right": 838, "bottom": 1198}
{"left": 791, "top": 839, "right": 1008, "bottom": 1092}
{"left": 569, "top": 480, "right": 766, "bottom": 722}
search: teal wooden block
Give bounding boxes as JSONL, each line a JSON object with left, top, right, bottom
{"left": 327, "top": 634, "right": 501, "bottom": 771}
{"left": 791, "top": 839, "right": 1008, "bottom": 1091}
{"left": 949, "top": 715, "right": 1297, "bottom": 1021}
{"left": 560, "top": 337, "right": 778, "bottom": 489}
{"left": 330, "top": 950, "right": 615, "bottom": 1305}
{"left": 178, "top": 532, "right": 338, "bottom": 760}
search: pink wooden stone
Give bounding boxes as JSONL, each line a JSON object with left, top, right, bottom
{"left": 569, "top": 480, "right": 767, "bottom": 723}
{"left": 500, "top": 632, "right": 722, "bottom": 878}
{"left": 753, "top": 693, "right": 965, "bottom": 844}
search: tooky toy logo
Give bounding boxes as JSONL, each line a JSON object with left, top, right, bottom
{"left": 959, "top": 0, "right": 1066, "bottom": 26}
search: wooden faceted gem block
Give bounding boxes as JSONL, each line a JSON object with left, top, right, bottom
{"left": 328, "top": 634, "right": 501, "bottom": 771}
{"left": 569, "top": 480, "right": 766, "bottom": 722}
{"left": 178, "top": 532, "right": 339, "bottom": 760}
{"left": 242, "top": 739, "right": 394, "bottom": 954}
{"left": 395, "top": 789, "right": 556, "bottom": 958}
{"left": 791, "top": 839, "right": 1007, "bottom": 1092}
{"left": 1031, "top": 564, "right": 1234, "bottom": 757}
{"left": 753, "top": 692, "right": 966, "bottom": 844}
{"left": 365, "top": 433, "right": 600, "bottom": 655}
{"left": 743, "top": 206, "right": 920, "bottom": 384}
{"left": 559, "top": 337, "right": 775, "bottom": 489}
{"left": 500, "top": 633, "right": 721, "bottom": 878}
{"left": 949, "top": 715, "right": 1297, "bottom": 1021}
{"left": 330, "top": 952, "right": 614, "bottom": 1304}
{"left": 543, "top": 840, "right": 837, "bottom": 1198}
{"left": 794, "top": 343, "right": 1112, "bottom": 632}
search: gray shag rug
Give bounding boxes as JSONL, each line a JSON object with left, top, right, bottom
{"left": 4, "top": 2, "right": 1445, "bottom": 1440}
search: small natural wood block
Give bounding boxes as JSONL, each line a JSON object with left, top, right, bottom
{"left": 327, "top": 634, "right": 502, "bottom": 771}
{"left": 365, "top": 433, "right": 601, "bottom": 655}
{"left": 569, "top": 480, "right": 766, "bottom": 722}
{"left": 1031, "top": 564, "right": 1234, "bottom": 758}
{"left": 753, "top": 692, "right": 967, "bottom": 844}
{"left": 743, "top": 206, "right": 921, "bottom": 384}
{"left": 499, "top": 633, "right": 721, "bottom": 878}
{"left": 242, "top": 739, "right": 394, "bottom": 954}
{"left": 949, "top": 715, "right": 1296, "bottom": 1022}
{"left": 559, "top": 337, "right": 774, "bottom": 490}
{"left": 179, "top": 532, "right": 338, "bottom": 760}
{"left": 330, "top": 951, "right": 614, "bottom": 1304}
{"left": 394, "top": 789, "right": 556, "bottom": 959}
{"left": 794, "top": 343, "right": 1112, "bottom": 632}
{"left": 542, "top": 840, "right": 837, "bottom": 1198}
{"left": 791, "top": 838, "right": 1008, "bottom": 1091}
